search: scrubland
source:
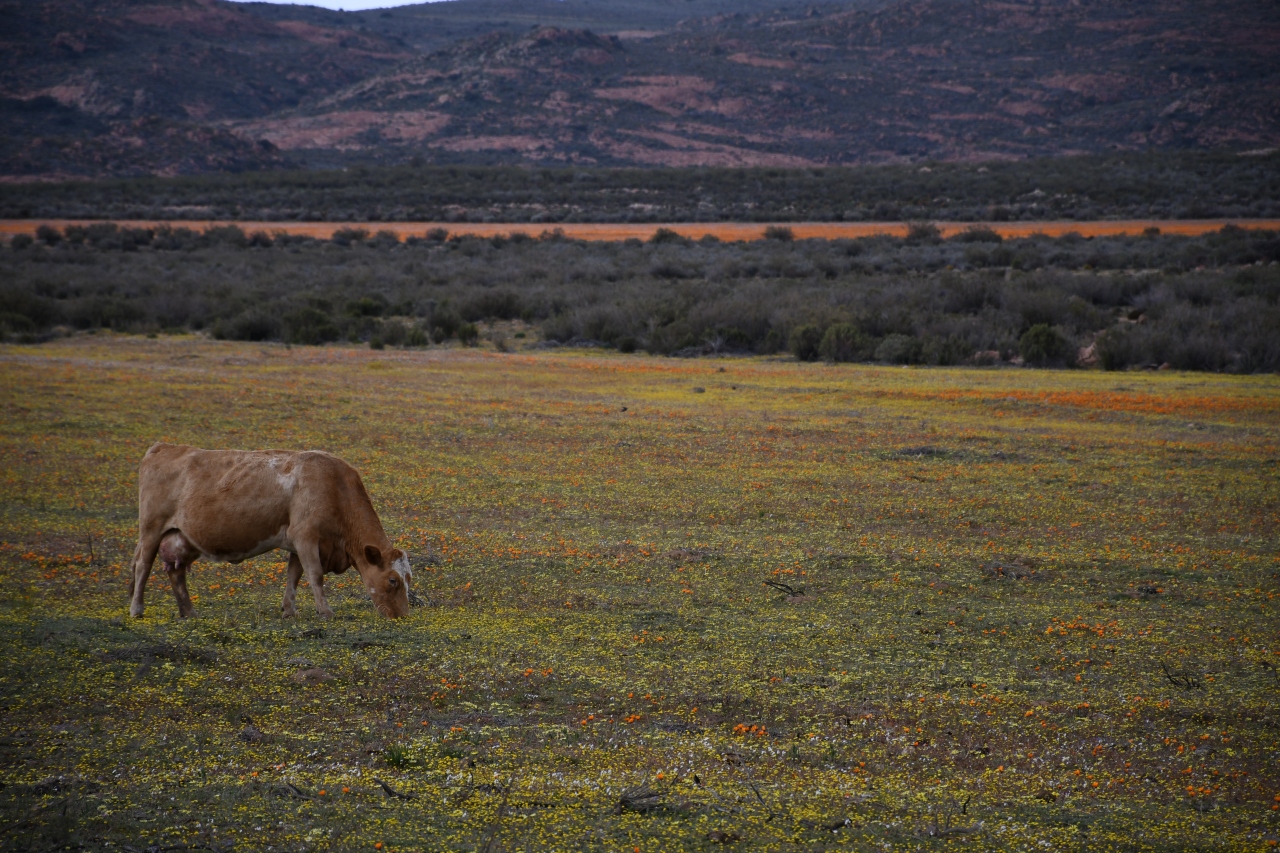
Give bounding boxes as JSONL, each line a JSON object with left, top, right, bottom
{"left": 0, "top": 335, "right": 1277, "bottom": 851}
{"left": 4, "top": 224, "right": 1280, "bottom": 373}
{"left": 4, "top": 152, "right": 1278, "bottom": 225}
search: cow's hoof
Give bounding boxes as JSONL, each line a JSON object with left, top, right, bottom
{"left": 281, "top": 609, "right": 297, "bottom": 619}
{"left": 130, "top": 606, "right": 144, "bottom": 618}
{"left": 317, "top": 609, "right": 335, "bottom": 620}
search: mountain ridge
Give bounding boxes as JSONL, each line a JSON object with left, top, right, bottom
{"left": 3, "top": 0, "right": 1278, "bottom": 177}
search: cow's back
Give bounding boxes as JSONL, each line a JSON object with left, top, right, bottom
{"left": 139, "top": 444, "right": 347, "bottom": 559}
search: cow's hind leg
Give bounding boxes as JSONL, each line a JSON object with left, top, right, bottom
{"left": 159, "top": 532, "right": 201, "bottom": 619}
{"left": 129, "top": 529, "right": 163, "bottom": 618}
{"left": 281, "top": 553, "right": 304, "bottom": 618}
{"left": 166, "top": 561, "right": 197, "bottom": 618}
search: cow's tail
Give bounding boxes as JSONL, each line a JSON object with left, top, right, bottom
{"left": 126, "top": 540, "right": 140, "bottom": 597}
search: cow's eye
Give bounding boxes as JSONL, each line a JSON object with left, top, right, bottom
{"left": 388, "top": 576, "right": 400, "bottom": 589}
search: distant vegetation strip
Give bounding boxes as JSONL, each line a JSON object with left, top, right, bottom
{"left": 4, "top": 220, "right": 1279, "bottom": 242}
{"left": 5, "top": 221, "right": 1278, "bottom": 373}
{"left": 3, "top": 152, "right": 1277, "bottom": 224}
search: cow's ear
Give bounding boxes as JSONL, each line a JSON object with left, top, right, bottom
{"left": 364, "top": 545, "right": 383, "bottom": 567}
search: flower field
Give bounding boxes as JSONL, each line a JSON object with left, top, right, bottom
{"left": 1, "top": 334, "right": 1277, "bottom": 852}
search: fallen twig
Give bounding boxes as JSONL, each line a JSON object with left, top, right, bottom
{"left": 744, "top": 775, "right": 774, "bottom": 821}
{"left": 276, "top": 781, "right": 310, "bottom": 800}
{"left": 373, "top": 777, "right": 418, "bottom": 800}
{"left": 1160, "top": 661, "right": 1203, "bottom": 691}
{"left": 617, "top": 785, "right": 664, "bottom": 814}
{"left": 763, "top": 580, "right": 804, "bottom": 596}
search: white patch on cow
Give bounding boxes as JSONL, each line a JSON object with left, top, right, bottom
{"left": 267, "top": 456, "right": 297, "bottom": 494}
{"left": 391, "top": 553, "right": 411, "bottom": 583}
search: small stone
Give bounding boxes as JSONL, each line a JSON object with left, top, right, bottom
{"left": 240, "top": 725, "right": 267, "bottom": 743}
{"left": 292, "top": 667, "right": 334, "bottom": 685}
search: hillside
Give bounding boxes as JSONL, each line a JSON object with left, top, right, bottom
{"left": 258, "top": 0, "right": 1280, "bottom": 168}
{"left": 244, "top": 0, "right": 849, "bottom": 56}
{"left": 2, "top": 0, "right": 1279, "bottom": 177}
{"left": 0, "top": 0, "right": 411, "bottom": 177}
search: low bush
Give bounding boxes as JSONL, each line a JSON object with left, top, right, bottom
{"left": 818, "top": 322, "right": 868, "bottom": 362}
{"left": 331, "top": 227, "right": 370, "bottom": 247}
{"left": 789, "top": 324, "right": 823, "bottom": 361}
{"left": 950, "top": 225, "right": 1003, "bottom": 243}
{"left": 1019, "top": 323, "right": 1072, "bottom": 366}
{"left": 874, "top": 333, "right": 921, "bottom": 364}
{"left": 285, "top": 307, "right": 340, "bottom": 345}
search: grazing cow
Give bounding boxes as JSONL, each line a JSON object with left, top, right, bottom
{"left": 128, "top": 443, "right": 411, "bottom": 619}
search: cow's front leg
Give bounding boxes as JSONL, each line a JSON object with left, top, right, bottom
{"left": 281, "top": 553, "right": 303, "bottom": 618}
{"left": 298, "top": 546, "right": 334, "bottom": 619}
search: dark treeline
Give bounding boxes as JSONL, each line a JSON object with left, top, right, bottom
{"left": 3, "top": 150, "right": 1279, "bottom": 224}
{"left": 3, "top": 223, "right": 1279, "bottom": 372}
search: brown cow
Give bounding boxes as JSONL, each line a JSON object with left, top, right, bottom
{"left": 128, "top": 443, "right": 411, "bottom": 619}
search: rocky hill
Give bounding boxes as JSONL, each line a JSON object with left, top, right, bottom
{"left": 1, "top": 0, "right": 412, "bottom": 177}
{"left": 3, "top": 0, "right": 1278, "bottom": 177}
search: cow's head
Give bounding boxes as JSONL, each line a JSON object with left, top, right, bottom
{"left": 361, "top": 544, "right": 411, "bottom": 618}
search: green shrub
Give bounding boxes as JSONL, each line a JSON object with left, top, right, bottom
{"left": 921, "top": 334, "right": 970, "bottom": 365}
{"left": 215, "top": 311, "right": 281, "bottom": 342}
{"left": 457, "top": 323, "right": 479, "bottom": 346}
{"left": 0, "top": 312, "right": 36, "bottom": 337}
{"left": 10, "top": 234, "right": 33, "bottom": 250}
{"left": 346, "top": 295, "right": 387, "bottom": 317}
{"left": 764, "top": 226, "right": 795, "bottom": 242}
{"left": 817, "top": 323, "right": 867, "bottom": 362}
{"left": 950, "top": 226, "right": 1003, "bottom": 244}
{"left": 875, "top": 333, "right": 921, "bottom": 364}
{"left": 285, "top": 307, "right": 340, "bottom": 345}
{"left": 1095, "top": 327, "right": 1139, "bottom": 371}
{"left": 331, "top": 228, "right": 369, "bottom": 247}
{"left": 905, "top": 221, "right": 941, "bottom": 243}
{"left": 379, "top": 320, "right": 408, "bottom": 347}
{"left": 152, "top": 226, "right": 200, "bottom": 251}
{"left": 70, "top": 296, "right": 143, "bottom": 330}
{"left": 650, "top": 228, "right": 687, "bottom": 245}
{"left": 1019, "top": 323, "right": 1072, "bottom": 367}
{"left": 203, "top": 225, "right": 246, "bottom": 248}
{"left": 789, "top": 324, "right": 823, "bottom": 361}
